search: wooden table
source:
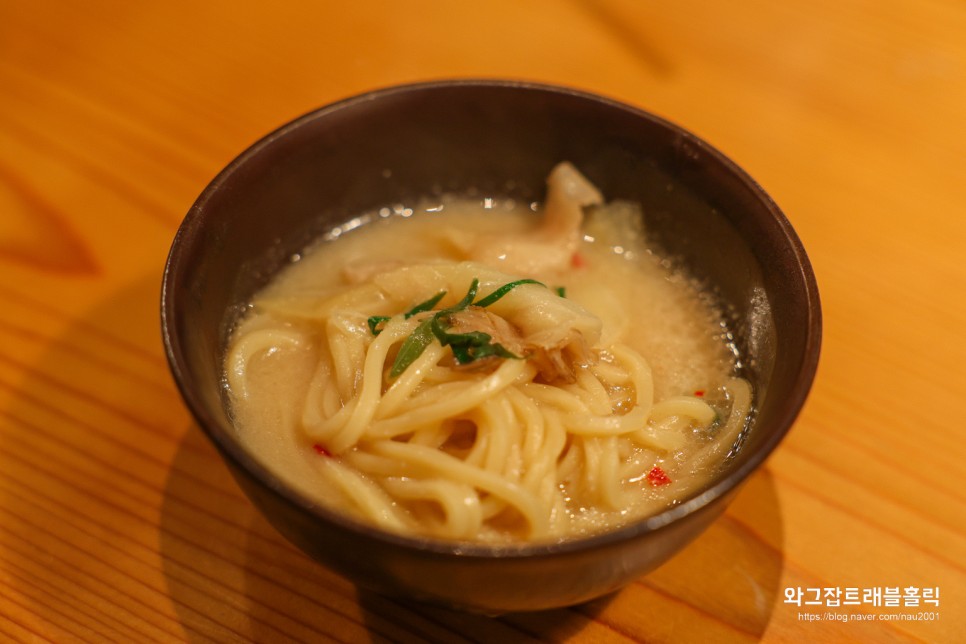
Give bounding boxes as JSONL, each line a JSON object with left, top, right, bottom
{"left": 1, "top": 1, "right": 963, "bottom": 641}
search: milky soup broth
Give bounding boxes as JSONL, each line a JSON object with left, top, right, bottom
{"left": 225, "top": 176, "right": 750, "bottom": 544}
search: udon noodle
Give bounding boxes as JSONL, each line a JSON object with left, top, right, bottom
{"left": 225, "top": 163, "right": 752, "bottom": 543}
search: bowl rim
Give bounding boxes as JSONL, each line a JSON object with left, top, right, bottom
{"left": 161, "top": 78, "right": 822, "bottom": 559}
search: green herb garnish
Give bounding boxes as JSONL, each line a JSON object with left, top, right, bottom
{"left": 367, "top": 316, "right": 390, "bottom": 335}
{"left": 383, "top": 277, "right": 543, "bottom": 376}
{"left": 431, "top": 317, "right": 521, "bottom": 365}
{"left": 472, "top": 278, "right": 543, "bottom": 308}
{"left": 389, "top": 318, "right": 437, "bottom": 377}
{"left": 368, "top": 290, "right": 446, "bottom": 336}
{"left": 407, "top": 290, "right": 447, "bottom": 316}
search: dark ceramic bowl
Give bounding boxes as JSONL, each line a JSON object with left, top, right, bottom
{"left": 161, "top": 80, "right": 821, "bottom": 613}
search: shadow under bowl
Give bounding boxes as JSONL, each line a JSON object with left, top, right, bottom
{"left": 161, "top": 80, "right": 821, "bottom": 613}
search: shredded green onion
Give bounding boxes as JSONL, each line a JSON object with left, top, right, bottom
{"left": 389, "top": 318, "right": 436, "bottom": 377}
{"left": 367, "top": 316, "right": 390, "bottom": 335}
{"left": 473, "top": 278, "right": 543, "bottom": 308}
{"left": 368, "top": 290, "right": 446, "bottom": 336}
{"left": 431, "top": 317, "right": 520, "bottom": 365}
{"left": 384, "top": 277, "right": 545, "bottom": 377}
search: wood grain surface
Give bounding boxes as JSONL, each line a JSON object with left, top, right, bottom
{"left": 1, "top": 0, "right": 963, "bottom": 641}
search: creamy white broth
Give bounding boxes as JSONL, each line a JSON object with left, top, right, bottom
{"left": 225, "top": 164, "right": 750, "bottom": 544}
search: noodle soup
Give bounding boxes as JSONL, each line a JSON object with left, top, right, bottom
{"left": 225, "top": 163, "right": 752, "bottom": 544}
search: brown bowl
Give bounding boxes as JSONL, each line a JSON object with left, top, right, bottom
{"left": 161, "top": 80, "right": 821, "bottom": 613}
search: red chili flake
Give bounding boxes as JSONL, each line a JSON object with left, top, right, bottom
{"left": 312, "top": 443, "right": 331, "bottom": 457}
{"left": 646, "top": 465, "right": 672, "bottom": 486}
{"left": 694, "top": 390, "right": 705, "bottom": 397}
{"left": 571, "top": 252, "right": 586, "bottom": 268}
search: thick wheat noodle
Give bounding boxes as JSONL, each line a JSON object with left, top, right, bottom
{"left": 326, "top": 313, "right": 367, "bottom": 401}
{"left": 227, "top": 328, "right": 305, "bottom": 399}
{"left": 382, "top": 478, "right": 482, "bottom": 539}
{"left": 375, "top": 342, "right": 447, "bottom": 418}
{"left": 365, "top": 359, "right": 531, "bottom": 439}
{"left": 315, "top": 317, "right": 418, "bottom": 452}
{"left": 312, "top": 457, "right": 409, "bottom": 531}
{"left": 370, "top": 439, "right": 548, "bottom": 536}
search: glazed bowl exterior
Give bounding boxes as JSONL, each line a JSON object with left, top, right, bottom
{"left": 161, "top": 80, "right": 821, "bottom": 613}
